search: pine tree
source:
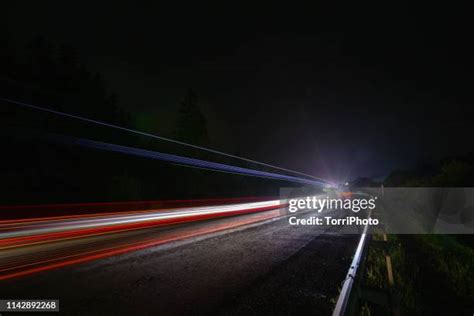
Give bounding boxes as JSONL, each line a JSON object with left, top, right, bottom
{"left": 175, "top": 89, "right": 209, "bottom": 145}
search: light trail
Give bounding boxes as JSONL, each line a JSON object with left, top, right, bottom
{"left": 48, "top": 133, "right": 328, "bottom": 186}
{"left": 0, "top": 201, "right": 285, "bottom": 281}
{"left": 1, "top": 98, "right": 330, "bottom": 183}
{"left": 0, "top": 200, "right": 283, "bottom": 248}
{"left": 0, "top": 98, "right": 333, "bottom": 282}
{"left": 0, "top": 196, "right": 275, "bottom": 222}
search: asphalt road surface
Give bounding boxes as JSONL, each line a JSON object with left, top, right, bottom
{"left": 0, "top": 210, "right": 359, "bottom": 315}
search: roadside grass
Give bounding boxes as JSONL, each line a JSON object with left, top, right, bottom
{"left": 360, "top": 234, "right": 474, "bottom": 315}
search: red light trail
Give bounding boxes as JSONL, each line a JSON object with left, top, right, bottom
{"left": 0, "top": 198, "right": 286, "bottom": 281}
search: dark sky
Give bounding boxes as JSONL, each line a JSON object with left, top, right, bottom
{"left": 4, "top": 2, "right": 474, "bottom": 182}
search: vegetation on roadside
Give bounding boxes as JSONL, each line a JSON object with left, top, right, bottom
{"left": 361, "top": 233, "right": 474, "bottom": 315}
{"left": 384, "top": 153, "right": 474, "bottom": 188}
{"left": 359, "top": 155, "right": 474, "bottom": 315}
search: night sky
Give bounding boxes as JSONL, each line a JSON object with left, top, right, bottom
{"left": 4, "top": 2, "right": 474, "bottom": 183}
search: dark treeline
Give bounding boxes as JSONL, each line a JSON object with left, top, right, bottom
{"left": 384, "top": 152, "right": 474, "bottom": 187}
{"left": 175, "top": 89, "right": 209, "bottom": 147}
{"left": 0, "top": 33, "right": 306, "bottom": 207}
{"left": 348, "top": 152, "right": 474, "bottom": 188}
{"left": 0, "top": 31, "right": 128, "bottom": 126}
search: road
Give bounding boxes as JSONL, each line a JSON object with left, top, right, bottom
{"left": 0, "top": 206, "right": 358, "bottom": 315}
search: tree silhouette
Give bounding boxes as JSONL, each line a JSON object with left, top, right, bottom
{"left": 0, "top": 33, "right": 130, "bottom": 126}
{"left": 175, "top": 89, "right": 209, "bottom": 146}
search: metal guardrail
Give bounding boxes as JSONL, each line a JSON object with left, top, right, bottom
{"left": 332, "top": 218, "right": 371, "bottom": 316}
